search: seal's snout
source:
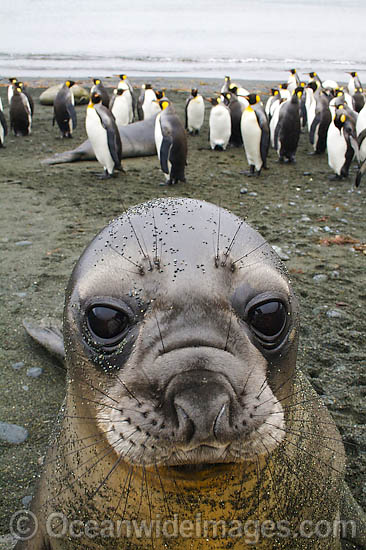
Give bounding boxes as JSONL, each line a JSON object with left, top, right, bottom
{"left": 168, "top": 371, "right": 233, "bottom": 451}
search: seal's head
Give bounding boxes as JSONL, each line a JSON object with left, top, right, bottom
{"left": 64, "top": 198, "right": 299, "bottom": 471}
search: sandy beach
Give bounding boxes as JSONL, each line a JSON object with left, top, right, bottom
{"left": 0, "top": 78, "right": 365, "bottom": 548}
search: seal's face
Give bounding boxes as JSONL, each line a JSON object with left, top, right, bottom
{"left": 64, "top": 198, "right": 299, "bottom": 470}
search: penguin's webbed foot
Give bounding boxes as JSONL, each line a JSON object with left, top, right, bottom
{"left": 328, "top": 173, "right": 343, "bottom": 181}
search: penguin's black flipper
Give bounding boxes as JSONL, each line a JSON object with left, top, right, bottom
{"left": 254, "top": 108, "right": 270, "bottom": 164}
{"left": 95, "top": 105, "right": 122, "bottom": 167}
{"left": 357, "top": 128, "right": 366, "bottom": 148}
{"left": 67, "top": 102, "right": 77, "bottom": 130}
{"left": 309, "top": 114, "right": 320, "bottom": 146}
{"left": 160, "top": 135, "right": 173, "bottom": 175}
{"left": 0, "top": 110, "right": 8, "bottom": 136}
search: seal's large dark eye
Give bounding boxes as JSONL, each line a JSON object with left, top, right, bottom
{"left": 87, "top": 306, "right": 129, "bottom": 345}
{"left": 248, "top": 301, "right": 287, "bottom": 342}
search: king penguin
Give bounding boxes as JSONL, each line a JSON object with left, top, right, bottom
{"left": 274, "top": 86, "right": 303, "bottom": 163}
{"left": 53, "top": 80, "right": 77, "bottom": 138}
{"left": 327, "top": 109, "right": 358, "bottom": 179}
{"left": 347, "top": 71, "right": 362, "bottom": 96}
{"left": 0, "top": 98, "right": 8, "bottom": 147}
{"left": 138, "top": 84, "right": 160, "bottom": 121}
{"left": 116, "top": 74, "right": 135, "bottom": 122}
{"left": 185, "top": 89, "right": 205, "bottom": 135}
{"left": 91, "top": 78, "right": 110, "bottom": 108}
{"left": 355, "top": 101, "right": 366, "bottom": 186}
{"left": 7, "top": 78, "right": 18, "bottom": 105}
{"left": 309, "top": 89, "right": 331, "bottom": 154}
{"left": 10, "top": 86, "right": 32, "bottom": 136}
{"left": 154, "top": 98, "right": 187, "bottom": 185}
{"left": 287, "top": 69, "right": 300, "bottom": 93}
{"left": 208, "top": 97, "right": 231, "bottom": 151}
{"left": 109, "top": 88, "right": 130, "bottom": 127}
{"left": 85, "top": 91, "right": 123, "bottom": 178}
{"left": 240, "top": 93, "right": 269, "bottom": 175}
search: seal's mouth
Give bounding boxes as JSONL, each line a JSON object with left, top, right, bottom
{"left": 169, "top": 462, "right": 234, "bottom": 474}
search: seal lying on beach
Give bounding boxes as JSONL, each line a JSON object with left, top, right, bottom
{"left": 42, "top": 115, "right": 157, "bottom": 165}
{"left": 17, "top": 198, "right": 365, "bottom": 550}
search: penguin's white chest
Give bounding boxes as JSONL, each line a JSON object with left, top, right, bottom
{"left": 187, "top": 97, "right": 204, "bottom": 131}
{"left": 209, "top": 105, "right": 231, "bottom": 149}
{"left": 143, "top": 90, "right": 160, "bottom": 120}
{"left": 241, "top": 108, "right": 261, "bottom": 169}
{"left": 111, "top": 95, "right": 129, "bottom": 127}
{"left": 86, "top": 107, "right": 114, "bottom": 174}
{"left": 327, "top": 123, "right": 347, "bottom": 175}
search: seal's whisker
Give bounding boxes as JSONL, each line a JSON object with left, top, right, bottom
{"left": 110, "top": 464, "right": 134, "bottom": 521}
{"left": 89, "top": 455, "right": 123, "bottom": 500}
{"left": 118, "top": 464, "right": 135, "bottom": 521}
{"left": 265, "top": 420, "right": 352, "bottom": 447}
{"left": 233, "top": 240, "right": 267, "bottom": 264}
{"left": 142, "top": 464, "right": 155, "bottom": 550}
{"left": 270, "top": 425, "right": 347, "bottom": 458}
{"left": 222, "top": 221, "right": 244, "bottom": 266}
{"left": 154, "top": 461, "right": 172, "bottom": 518}
{"left": 42, "top": 436, "right": 124, "bottom": 509}
{"left": 256, "top": 371, "right": 295, "bottom": 401}
{"left": 113, "top": 373, "right": 142, "bottom": 406}
{"left": 79, "top": 377, "right": 120, "bottom": 404}
{"left": 110, "top": 243, "right": 143, "bottom": 272}
{"left": 268, "top": 431, "right": 344, "bottom": 476}
{"left": 255, "top": 385, "right": 308, "bottom": 409}
{"left": 46, "top": 431, "right": 114, "bottom": 463}
{"left": 242, "top": 364, "right": 257, "bottom": 394}
{"left": 121, "top": 201, "right": 152, "bottom": 269}
{"left": 69, "top": 393, "right": 123, "bottom": 412}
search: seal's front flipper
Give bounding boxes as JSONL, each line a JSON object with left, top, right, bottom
{"left": 23, "top": 318, "right": 65, "bottom": 364}
{"left": 341, "top": 481, "right": 366, "bottom": 548}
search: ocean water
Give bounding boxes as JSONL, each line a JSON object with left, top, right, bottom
{"left": 1, "top": 0, "right": 366, "bottom": 83}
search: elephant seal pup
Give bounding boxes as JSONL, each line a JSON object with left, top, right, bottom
{"left": 42, "top": 116, "right": 157, "bottom": 165}
{"left": 16, "top": 198, "right": 363, "bottom": 550}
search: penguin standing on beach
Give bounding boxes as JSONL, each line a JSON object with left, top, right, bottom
{"left": 17, "top": 81, "right": 34, "bottom": 116}
{"left": 352, "top": 88, "right": 365, "bottom": 113}
{"left": 355, "top": 102, "right": 366, "bottom": 186}
{"left": 91, "top": 78, "right": 110, "bottom": 108}
{"left": 221, "top": 76, "right": 231, "bottom": 94}
{"left": 240, "top": 93, "right": 269, "bottom": 175}
{"left": 347, "top": 71, "right": 362, "bottom": 96}
{"left": 224, "top": 92, "right": 244, "bottom": 147}
{"left": 208, "top": 97, "right": 231, "bottom": 151}
{"left": 309, "top": 90, "right": 331, "bottom": 154}
{"left": 7, "top": 78, "right": 18, "bottom": 105}
{"left": 53, "top": 80, "right": 77, "bottom": 138}
{"left": 138, "top": 84, "right": 160, "bottom": 121}
{"left": 154, "top": 98, "right": 187, "bottom": 185}
{"left": 85, "top": 91, "right": 123, "bottom": 178}
{"left": 265, "top": 88, "right": 280, "bottom": 122}
{"left": 10, "top": 86, "right": 32, "bottom": 136}
{"left": 274, "top": 86, "right": 303, "bottom": 163}
{"left": 116, "top": 74, "right": 135, "bottom": 122}
{"left": 0, "top": 98, "right": 8, "bottom": 147}
{"left": 287, "top": 69, "right": 300, "bottom": 93}
{"left": 185, "top": 89, "right": 205, "bottom": 135}
{"left": 109, "top": 88, "right": 130, "bottom": 127}
{"left": 327, "top": 109, "right": 358, "bottom": 179}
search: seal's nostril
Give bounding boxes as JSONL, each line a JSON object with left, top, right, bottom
{"left": 175, "top": 404, "right": 195, "bottom": 443}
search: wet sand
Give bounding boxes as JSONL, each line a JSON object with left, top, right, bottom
{"left": 0, "top": 78, "right": 365, "bottom": 547}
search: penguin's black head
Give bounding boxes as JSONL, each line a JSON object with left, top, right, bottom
{"left": 349, "top": 71, "right": 357, "bottom": 77}
{"left": 228, "top": 84, "right": 238, "bottom": 95}
{"left": 66, "top": 80, "right": 75, "bottom": 88}
{"left": 156, "top": 90, "right": 165, "bottom": 100}
{"left": 207, "top": 97, "right": 219, "bottom": 106}
{"left": 223, "top": 93, "right": 232, "bottom": 105}
{"left": 334, "top": 111, "right": 347, "bottom": 131}
{"left": 279, "top": 83, "right": 288, "bottom": 90}
{"left": 119, "top": 74, "right": 127, "bottom": 80}
{"left": 90, "top": 92, "right": 102, "bottom": 104}
{"left": 93, "top": 78, "right": 101, "bottom": 85}
{"left": 191, "top": 89, "right": 198, "bottom": 97}
{"left": 144, "top": 84, "right": 152, "bottom": 90}
{"left": 9, "top": 78, "right": 18, "bottom": 84}
{"left": 306, "top": 81, "right": 317, "bottom": 92}
{"left": 290, "top": 68, "right": 297, "bottom": 74}
{"left": 158, "top": 98, "right": 170, "bottom": 110}
{"left": 246, "top": 93, "right": 260, "bottom": 105}
{"left": 309, "top": 72, "right": 317, "bottom": 78}
{"left": 293, "top": 86, "right": 303, "bottom": 98}
{"left": 224, "top": 76, "right": 230, "bottom": 82}
{"left": 271, "top": 88, "right": 279, "bottom": 96}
